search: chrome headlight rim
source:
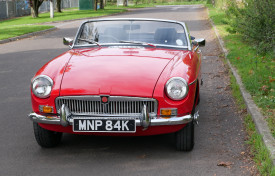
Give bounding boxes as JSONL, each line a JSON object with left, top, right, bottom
{"left": 31, "top": 75, "right": 53, "bottom": 98}
{"left": 165, "top": 77, "right": 189, "bottom": 101}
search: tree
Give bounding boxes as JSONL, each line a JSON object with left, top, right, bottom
{"left": 123, "top": 0, "right": 127, "bottom": 6}
{"left": 56, "top": 0, "right": 62, "bottom": 12}
{"left": 100, "top": 0, "right": 104, "bottom": 9}
{"left": 29, "top": 0, "right": 44, "bottom": 18}
{"left": 226, "top": 0, "right": 275, "bottom": 53}
{"left": 50, "top": 0, "right": 54, "bottom": 18}
{"left": 94, "top": 0, "right": 97, "bottom": 10}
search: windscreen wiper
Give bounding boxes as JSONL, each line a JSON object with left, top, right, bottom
{"left": 78, "top": 38, "right": 101, "bottom": 47}
{"left": 119, "top": 40, "right": 156, "bottom": 48}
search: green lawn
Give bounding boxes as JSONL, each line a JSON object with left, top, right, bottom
{"left": 207, "top": 4, "right": 275, "bottom": 175}
{"left": 0, "top": 8, "right": 126, "bottom": 40}
{"left": 0, "top": 25, "right": 53, "bottom": 40}
{"left": 0, "top": 8, "right": 126, "bottom": 26}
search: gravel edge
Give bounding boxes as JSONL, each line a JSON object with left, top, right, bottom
{"left": 0, "top": 27, "right": 58, "bottom": 44}
{"left": 207, "top": 8, "right": 275, "bottom": 165}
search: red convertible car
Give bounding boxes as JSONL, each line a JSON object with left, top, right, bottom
{"left": 29, "top": 18, "right": 205, "bottom": 151}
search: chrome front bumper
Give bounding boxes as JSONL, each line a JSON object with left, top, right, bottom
{"left": 29, "top": 104, "right": 198, "bottom": 130}
{"left": 28, "top": 113, "right": 193, "bottom": 125}
{"left": 29, "top": 113, "right": 194, "bottom": 129}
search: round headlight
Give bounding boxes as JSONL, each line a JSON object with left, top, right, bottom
{"left": 31, "top": 75, "right": 53, "bottom": 98}
{"left": 165, "top": 77, "right": 189, "bottom": 100}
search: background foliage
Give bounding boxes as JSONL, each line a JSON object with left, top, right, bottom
{"left": 207, "top": 0, "right": 275, "bottom": 136}
{"left": 225, "top": 0, "right": 275, "bottom": 54}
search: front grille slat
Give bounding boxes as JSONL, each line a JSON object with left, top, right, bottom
{"left": 135, "top": 101, "right": 137, "bottom": 113}
{"left": 92, "top": 101, "right": 94, "bottom": 114}
{"left": 56, "top": 96, "right": 157, "bottom": 116}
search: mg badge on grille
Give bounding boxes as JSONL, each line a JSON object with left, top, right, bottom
{"left": 101, "top": 96, "right": 109, "bottom": 104}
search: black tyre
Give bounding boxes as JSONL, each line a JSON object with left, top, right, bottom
{"left": 175, "top": 121, "right": 194, "bottom": 151}
{"left": 33, "top": 122, "right": 63, "bottom": 148}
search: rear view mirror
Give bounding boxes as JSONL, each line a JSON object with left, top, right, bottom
{"left": 123, "top": 24, "right": 140, "bottom": 30}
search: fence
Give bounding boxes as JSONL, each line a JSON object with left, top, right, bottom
{"left": 0, "top": 0, "right": 79, "bottom": 19}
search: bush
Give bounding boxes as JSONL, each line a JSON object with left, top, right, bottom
{"left": 226, "top": 0, "right": 275, "bottom": 54}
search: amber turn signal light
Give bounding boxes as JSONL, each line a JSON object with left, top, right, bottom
{"left": 161, "top": 109, "right": 172, "bottom": 116}
{"left": 39, "top": 105, "right": 53, "bottom": 113}
{"left": 160, "top": 108, "right": 177, "bottom": 118}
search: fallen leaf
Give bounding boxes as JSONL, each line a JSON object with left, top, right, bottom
{"left": 269, "top": 77, "right": 275, "bottom": 83}
{"left": 260, "top": 85, "right": 269, "bottom": 93}
{"left": 217, "top": 161, "right": 233, "bottom": 167}
{"left": 224, "top": 86, "right": 231, "bottom": 91}
{"left": 139, "top": 154, "right": 146, "bottom": 159}
{"left": 213, "top": 74, "right": 221, "bottom": 78}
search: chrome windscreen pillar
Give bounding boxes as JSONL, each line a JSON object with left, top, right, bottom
{"left": 60, "top": 104, "right": 71, "bottom": 127}
{"left": 140, "top": 104, "right": 150, "bottom": 131}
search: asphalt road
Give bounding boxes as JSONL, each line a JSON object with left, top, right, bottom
{"left": 0, "top": 5, "right": 257, "bottom": 176}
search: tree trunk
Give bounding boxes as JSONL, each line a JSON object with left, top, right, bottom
{"left": 94, "top": 0, "right": 97, "bottom": 10}
{"left": 30, "top": 0, "right": 44, "bottom": 18}
{"left": 50, "top": 0, "right": 54, "bottom": 18}
{"left": 57, "top": 0, "right": 62, "bottom": 12}
{"left": 123, "top": 0, "right": 127, "bottom": 6}
{"left": 31, "top": 8, "right": 39, "bottom": 18}
{"left": 100, "top": 0, "right": 104, "bottom": 9}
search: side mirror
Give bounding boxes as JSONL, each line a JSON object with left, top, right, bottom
{"left": 193, "top": 38, "right": 205, "bottom": 47}
{"left": 63, "top": 37, "right": 73, "bottom": 46}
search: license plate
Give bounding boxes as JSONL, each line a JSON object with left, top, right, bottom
{"left": 73, "top": 118, "right": 136, "bottom": 132}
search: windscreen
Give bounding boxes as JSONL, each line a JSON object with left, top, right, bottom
{"left": 75, "top": 20, "right": 188, "bottom": 48}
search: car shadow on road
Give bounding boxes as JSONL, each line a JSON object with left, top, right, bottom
{"left": 61, "top": 133, "right": 175, "bottom": 153}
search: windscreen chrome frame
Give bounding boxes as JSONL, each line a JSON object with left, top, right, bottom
{"left": 72, "top": 18, "right": 192, "bottom": 50}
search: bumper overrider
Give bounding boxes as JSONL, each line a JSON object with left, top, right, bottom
{"left": 29, "top": 104, "right": 199, "bottom": 130}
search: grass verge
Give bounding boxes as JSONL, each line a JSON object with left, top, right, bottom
{"left": 206, "top": 4, "right": 274, "bottom": 138}
{"left": 0, "top": 25, "right": 53, "bottom": 40}
{"left": 0, "top": 8, "right": 126, "bottom": 40}
{"left": 230, "top": 73, "right": 275, "bottom": 175}
{"left": 0, "top": 8, "right": 126, "bottom": 25}
{"left": 105, "top": 1, "right": 206, "bottom": 8}
{"left": 207, "top": 3, "right": 275, "bottom": 175}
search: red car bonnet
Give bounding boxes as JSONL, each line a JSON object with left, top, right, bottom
{"left": 59, "top": 47, "right": 182, "bottom": 97}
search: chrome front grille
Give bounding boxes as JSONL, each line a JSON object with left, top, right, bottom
{"left": 56, "top": 96, "right": 158, "bottom": 116}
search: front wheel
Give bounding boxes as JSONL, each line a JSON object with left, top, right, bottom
{"left": 175, "top": 121, "right": 194, "bottom": 151}
{"left": 33, "top": 122, "right": 63, "bottom": 148}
